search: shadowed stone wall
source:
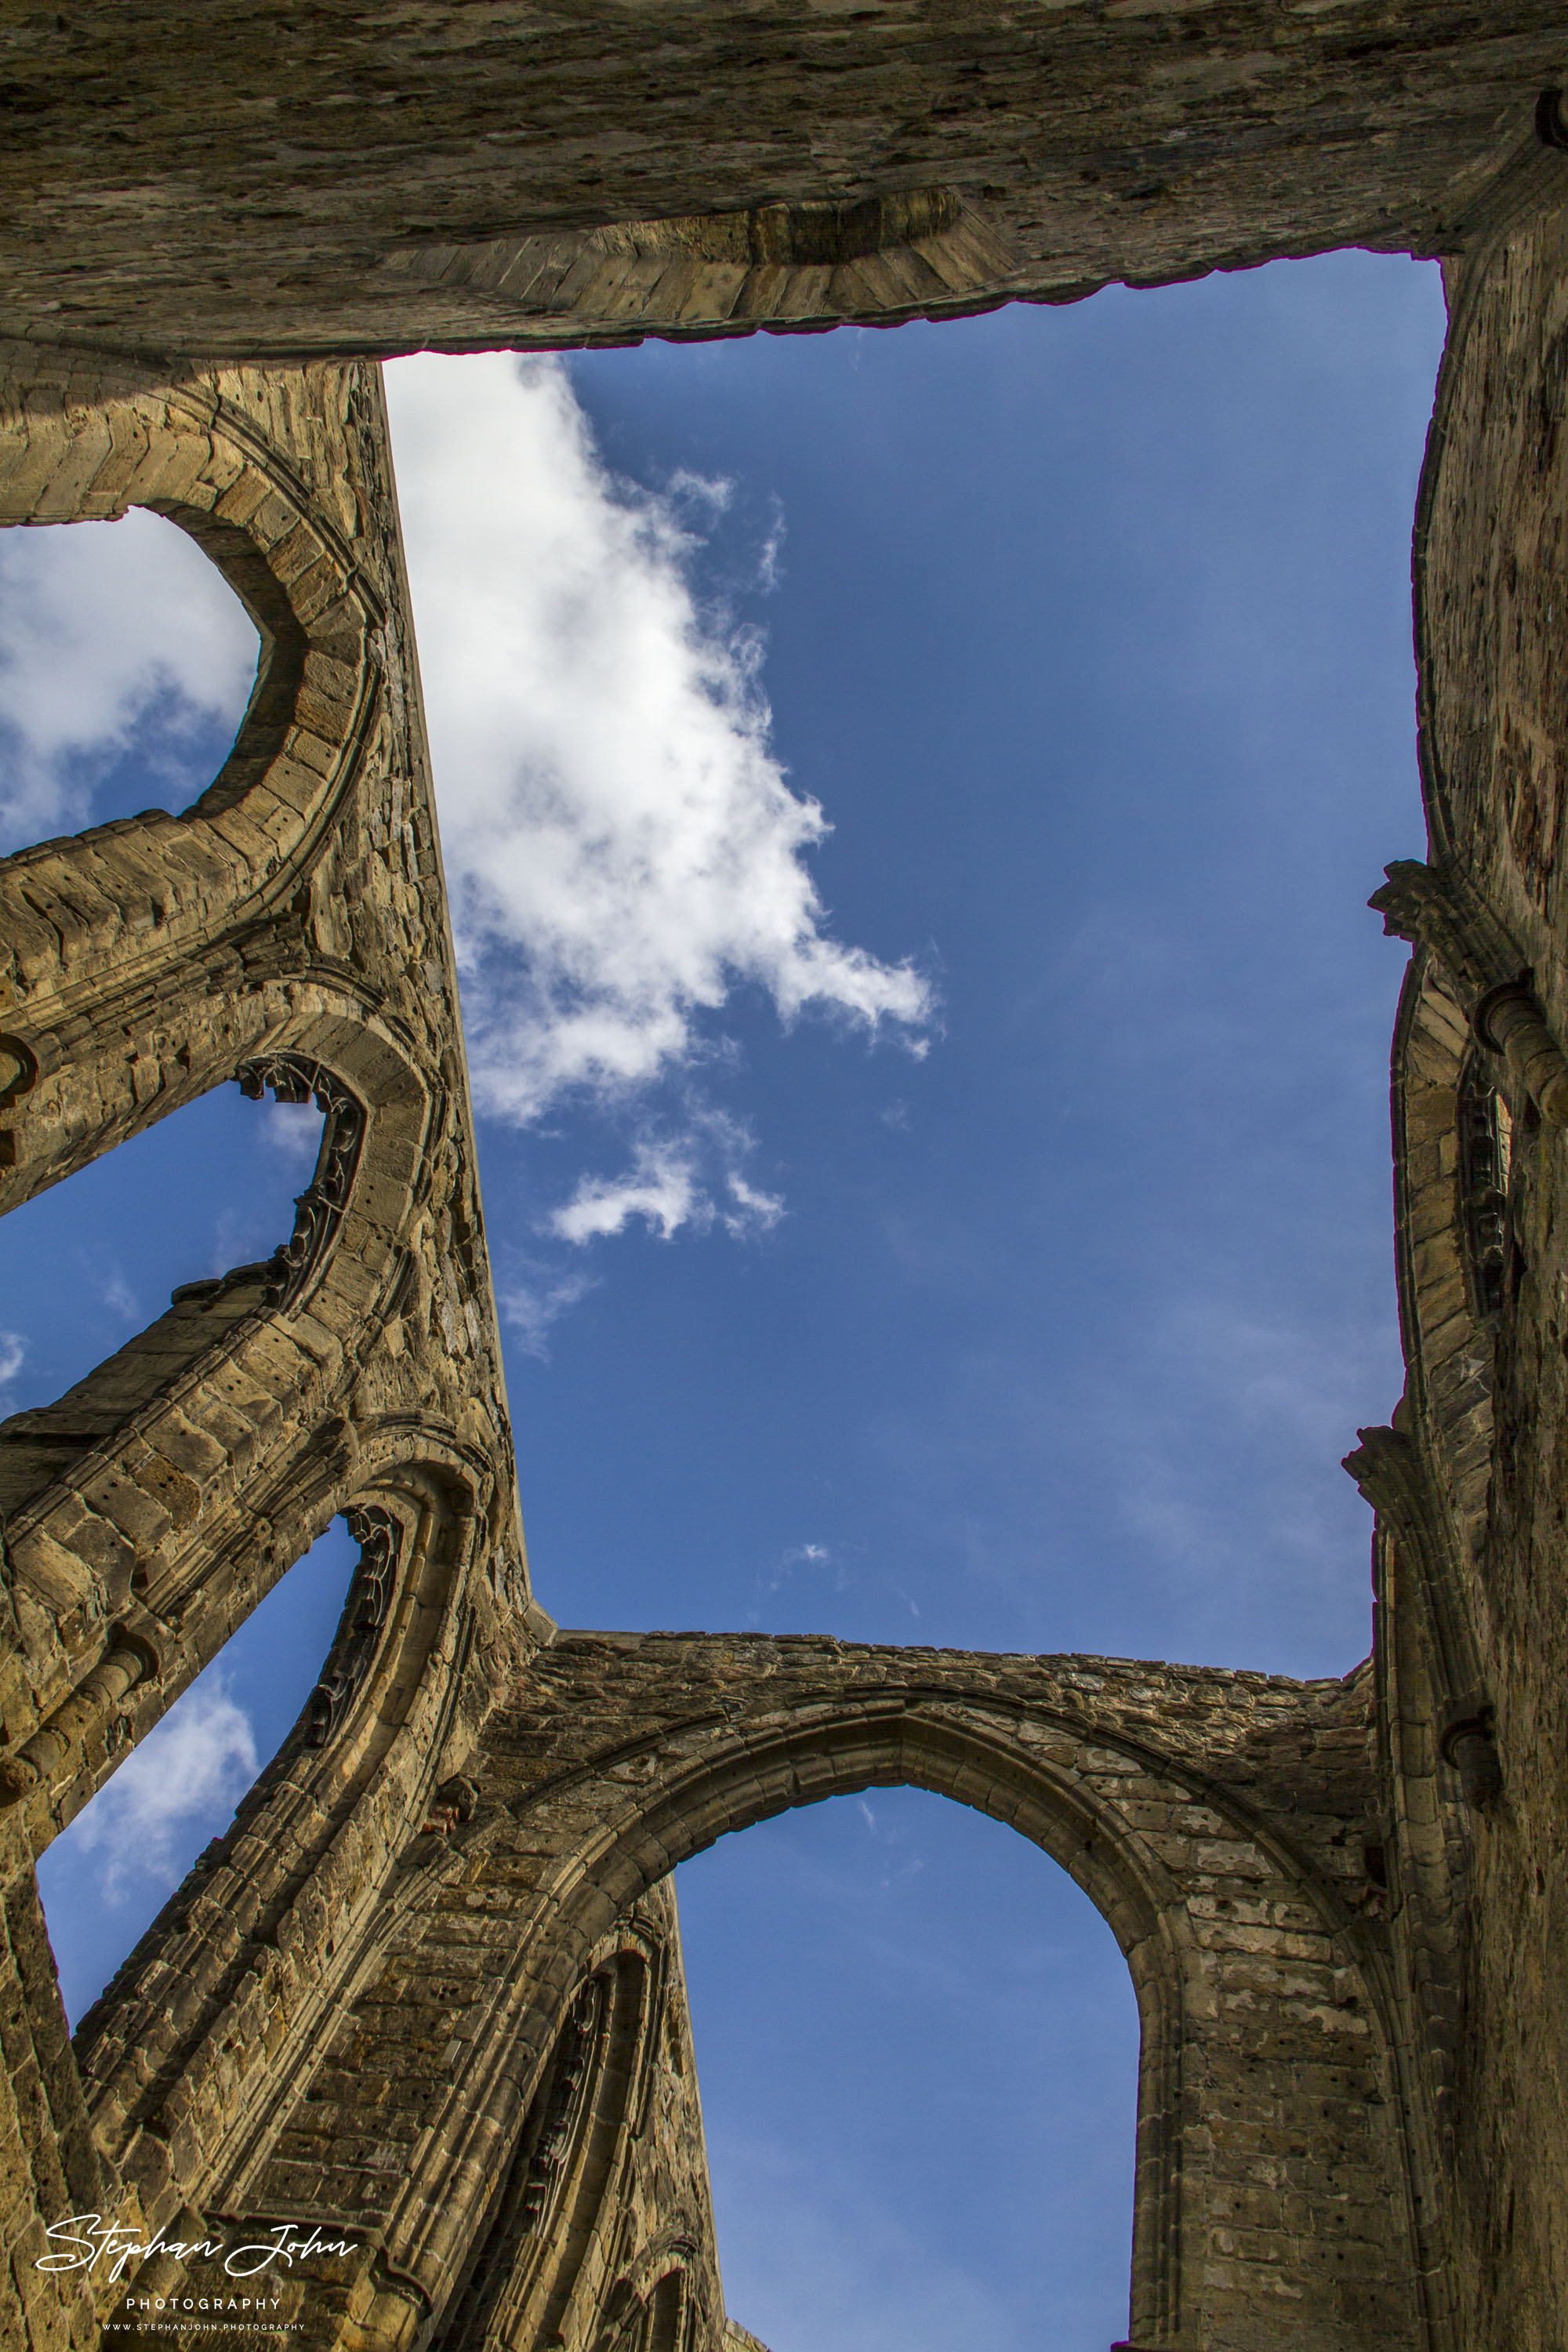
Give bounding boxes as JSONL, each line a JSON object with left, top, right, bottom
{"left": 3, "top": 8, "right": 1568, "bottom": 358}
{"left": 3, "top": 16, "right": 1568, "bottom": 2351}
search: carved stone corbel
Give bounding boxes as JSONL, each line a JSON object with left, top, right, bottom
{"left": 1439, "top": 1711, "right": 1503, "bottom": 1808}
{"left": 1343, "top": 1421, "right": 1486, "bottom": 1726}
{"left": 420, "top": 1774, "right": 480, "bottom": 1837}
{"left": 1370, "top": 860, "right": 1568, "bottom": 1124}
{"left": 1369, "top": 859, "right": 1519, "bottom": 1000}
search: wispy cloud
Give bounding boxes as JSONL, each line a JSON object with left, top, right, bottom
{"left": 499, "top": 1257, "right": 600, "bottom": 1361}
{"left": 0, "top": 1329, "right": 24, "bottom": 1396}
{"left": 549, "top": 1111, "right": 785, "bottom": 1248}
{"left": 65, "top": 1677, "right": 258, "bottom": 1902}
{"left": 0, "top": 510, "right": 259, "bottom": 852}
{"left": 550, "top": 1136, "right": 703, "bottom": 1245}
{"left": 383, "top": 354, "right": 931, "bottom": 1252}
{"left": 262, "top": 1101, "right": 323, "bottom": 1164}
{"left": 101, "top": 1272, "right": 137, "bottom": 1321}
{"left": 756, "top": 1541, "right": 840, "bottom": 1606}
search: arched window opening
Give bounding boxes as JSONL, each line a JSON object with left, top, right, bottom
{"left": 672, "top": 1790, "right": 1138, "bottom": 2352}
{"left": 644, "top": 2268, "right": 691, "bottom": 2352}
{"left": 0, "top": 509, "right": 259, "bottom": 857}
{"left": 35, "top": 1516, "right": 358, "bottom": 2027}
{"left": 1457, "top": 1047, "right": 1512, "bottom": 1324}
{"left": 437, "top": 1969, "right": 616, "bottom": 2350}
{"left": 435, "top": 1910, "right": 725, "bottom": 2352}
{"left": 0, "top": 1072, "right": 325, "bottom": 1468}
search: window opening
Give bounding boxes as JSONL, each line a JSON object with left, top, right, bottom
{"left": 437, "top": 1972, "right": 609, "bottom": 2350}
{"left": 35, "top": 1518, "right": 358, "bottom": 2028}
{"left": 0, "top": 509, "right": 259, "bottom": 856}
{"left": 671, "top": 1790, "right": 1138, "bottom": 2352}
{"left": 0, "top": 1077, "right": 323, "bottom": 1429}
{"left": 644, "top": 2270, "right": 689, "bottom": 2352}
{"left": 1457, "top": 1048, "right": 1512, "bottom": 1323}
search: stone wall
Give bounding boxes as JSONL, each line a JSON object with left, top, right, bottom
{"left": 286, "top": 1633, "right": 1423, "bottom": 2352}
{"left": 2, "top": 9, "right": 1568, "bottom": 357}
{"left": 0, "top": 348, "right": 549, "bottom": 2350}
{"left": 1359, "top": 183, "right": 1568, "bottom": 2352}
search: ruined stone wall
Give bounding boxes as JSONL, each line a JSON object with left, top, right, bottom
{"left": 0, "top": 348, "right": 548, "bottom": 2350}
{"left": 273, "top": 1633, "right": 1423, "bottom": 2352}
{"left": 1, "top": 8, "right": 1567, "bottom": 358}
{"left": 99, "top": 1880, "right": 733, "bottom": 2352}
{"left": 1353, "top": 183, "right": 1568, "bottom": 2352}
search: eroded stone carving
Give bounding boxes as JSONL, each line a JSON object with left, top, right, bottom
{"left": 306, "top": 1504, "right": 403, "bottom": 1748}
{"left": 236, "top": 1055, "right": 368, "bottom": 1314}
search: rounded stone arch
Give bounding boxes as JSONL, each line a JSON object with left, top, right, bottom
{"left": 72, "top": 1434, "right": 508, "bottom": 2223}
{"left": 0, "top": 995, "right": 451, "bottom": 1845}
{"left": 0, "top": 368, "right": 378, "bottom": 851}
{"left": 225, "top": 1439, "right": 499, "bottom": 1827}
{"left": 373, "top": 1639, "right": 1426, "bottom": 2352}
{"left": 377, "top": 1685, "right": 1214, "bottom": 2352}
{"left": 520, "top": 1700, "right": 1190, "bottom": 2352}
{"left": 0, "top": 362, "right": 384, "bottom": 1214}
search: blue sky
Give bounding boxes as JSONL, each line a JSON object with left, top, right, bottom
{"left": 1, "top": 249, "right": 1446, "bottom": 2351}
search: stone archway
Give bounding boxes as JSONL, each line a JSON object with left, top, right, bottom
{"left": 238, "top": 1633, "right": 1425, "bottom": 2352}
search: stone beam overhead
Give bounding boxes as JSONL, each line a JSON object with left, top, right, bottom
{"left": 0, "top": 6, "right": 1566, "bottom": 358}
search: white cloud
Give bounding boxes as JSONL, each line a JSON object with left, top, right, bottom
{"left": 724, "top": 1170, "right": 786, "bottom": 1235}
{"left": 0, "top": 510, "right": 259, "bottom": 851}
{"left": 753, "top": 1538, "right": 851, "bottom": 1614}
{"left": 550, "top": 1138, "right": 702, "bottom": 1244}
{"left": 0, "top": 1330, "right": 24, "bottom": 1393}
{"left": 383, "top": 352, "right": 931, "bottom": 1133}
{"left": 67, "top": 1677, "right": 258, "bottom": 1902}
{"left": 548, "top": 1109, "right": 785, "bottom": 1248}
{"left": 262, "top": 1099, "right": 323, "bottom": 1164}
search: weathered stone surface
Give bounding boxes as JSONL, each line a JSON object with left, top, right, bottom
{"left": 1, "top": 8, "right": 1568, "bottom": 357}
{"left": 3, "top": 18, "right": 1568, "bottom": 2350}
{"left": 277, "top": 1634, "right": 1417, "bottom": 2352}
